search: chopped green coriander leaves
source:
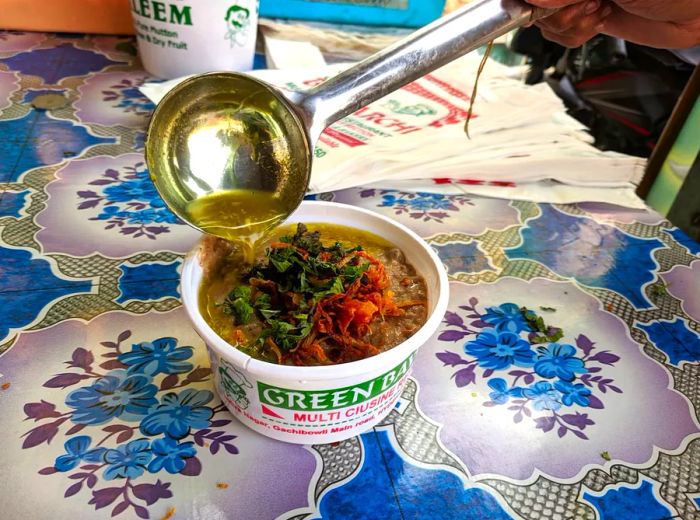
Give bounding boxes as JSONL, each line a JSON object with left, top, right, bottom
{"left": 520, "top": 306, "right": 564, "bottom": 344}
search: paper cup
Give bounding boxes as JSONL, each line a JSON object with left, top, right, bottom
{"left": 130, "top": 0, "right": 259, "bottom": 79}
{"left": 181, "top": 201, "right": 449, "bottom": 444}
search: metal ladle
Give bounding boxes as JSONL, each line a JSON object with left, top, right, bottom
{"left": 145, "top": 0, "right": 553, "bottom": 236}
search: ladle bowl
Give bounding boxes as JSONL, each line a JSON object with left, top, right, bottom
{"left": 146, "top": 73, "right": 311, "bottom": 228}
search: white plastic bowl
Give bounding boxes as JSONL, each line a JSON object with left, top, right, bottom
{"left": 181, "top": 201, "right": 449, "bottom": 443}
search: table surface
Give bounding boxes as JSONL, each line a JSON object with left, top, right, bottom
{"left": 1, "top": 32, "right": 700, "bottom": 520}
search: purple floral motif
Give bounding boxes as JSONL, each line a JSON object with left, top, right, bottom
{"left": 330, "top": 187, "right": 521, "bottom": 237}
{"left": 436, "top": 300, "right": 622, "bottom": 440}
{"left": 102, "top": 79, "right": 154, "bottom": 117}
{"left": 77, "top": 162, "right": 180, "bottom": 240}
{"left": 74, "top": 72, "right": 152, "bottom": 128}
{"left": 414, "top": 279, "right": 699, "bottom": 481}
{"left": 21, "top": 329, "right": 237, "bottom": 518}
{"left": 360, "top": 189, "right": 473, "bottom": 223}
{"left": 4, "top": 311, "right": 317, "bottom": 518}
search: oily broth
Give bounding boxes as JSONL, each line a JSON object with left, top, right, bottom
{"left": 198, "top": 223, "right": 427, "bottom": 364}
{"left": 186, "top": 190, "right": 289, "bottom": 263}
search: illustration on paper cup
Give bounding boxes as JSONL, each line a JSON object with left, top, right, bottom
{"left": 384, "top": 100, "right": 437, "bottom": 117}
{"left": 224, "top": 4, "right": 252, "bottom": 47}
{"left": 218, "top": 361, "right": 253, "bottom": 409}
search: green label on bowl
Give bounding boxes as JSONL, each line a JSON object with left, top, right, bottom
{"left": 257, "top": 352, "right": 415, "bottom": 412}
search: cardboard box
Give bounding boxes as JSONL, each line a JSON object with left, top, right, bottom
{"left": 2, "top": 0, "right": 135, "bottom": 35}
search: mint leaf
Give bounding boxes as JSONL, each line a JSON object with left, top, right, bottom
{"left": 329, "top": 277, "right": 344, "bottom": 295}
{"left": 232, "top": 298, "right": 253, "bottom": 325}
{"left": 259, "top": 308, "right": 280, "bottom": 320}
{"left": 231, "top": 285, "right": 252, "bottom": 301}
{"left": 271, "top": 257, "right": 292, "bottom": 273}
{"left": 297, "top": 271, "right": 310, "bottom": 292}
{"left": 520, "top": 306, "right": 565, "bottom": 344}
{"left": 223, "top": 285, "right": 254, "bottom": 324}
{"left": 342, "top": 262, "right": 369, "bottom": 283}
{"left": 255, "top": 292, "right": 271, "bottom": 307}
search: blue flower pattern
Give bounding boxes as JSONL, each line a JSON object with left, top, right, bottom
{"left": 55, "top": 436, "right": 106, "bottom": 472}
{"left": 148, "top": 438, "right": 197, "bottom": 474}
{"left": 438, "top": 301, "right": 622, "bottom": 440}
{"left": 103, "top": 439, "right": 152, "bottom": 480}
{"left": 95, "top": 173, "right": 179, "bottom": 223}
{"left": 381, "top": 192, "right": 456, "bottom": 211}
{"left": 466, "top": 329, "right": 535, "bottom": 370}
{"left": 22, "top": 332, "right": 237, "bottom": 518}
{"left": 361, "top": 189, "right": 472, "bottom": 223}
{"left": 140, "top": 389, "right": 214, "bottom": 439}
{"left": 534, "top": 344, "right": 587, "bottom": 382}
{"left": 66, "top": 369, "right": 158, "bottom": 425}
{"left": 119, "top": 337, "right": 193, "bottom": 376}
{"left": 487, "top": 378, "right": 523, "bottom": 404}
{"left": 102, "top": 177, "right": 166, "bottom": 208}
{"left": 522, "top": 382, "right": 562, "bottom": 411}
{"left": 555, "top": 381, "right": 592, "bottom": 406}
{"left": 77, "top": 163, "right": 182, "bottom": 239}
{"left": 481, "top": 303, "right": 529, "bottom": 333}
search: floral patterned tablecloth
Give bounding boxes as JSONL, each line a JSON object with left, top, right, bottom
{"left": 1, "top": 32, "right": 700, "bottom": 520}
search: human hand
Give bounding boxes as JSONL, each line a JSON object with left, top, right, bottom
{"left": 526, "top": 0, "right": 700, "bottom": 49}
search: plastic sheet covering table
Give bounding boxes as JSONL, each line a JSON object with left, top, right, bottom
{"left": 1, "top": 32, "right": 699, "bottom": 520}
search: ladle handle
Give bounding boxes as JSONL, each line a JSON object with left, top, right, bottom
{"left": 293, "top": 0, "right": 554, "bottom": 141}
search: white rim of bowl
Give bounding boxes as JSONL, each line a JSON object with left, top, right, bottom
{"left": 181, "top": 200, "right": 449, "bottom": 381}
